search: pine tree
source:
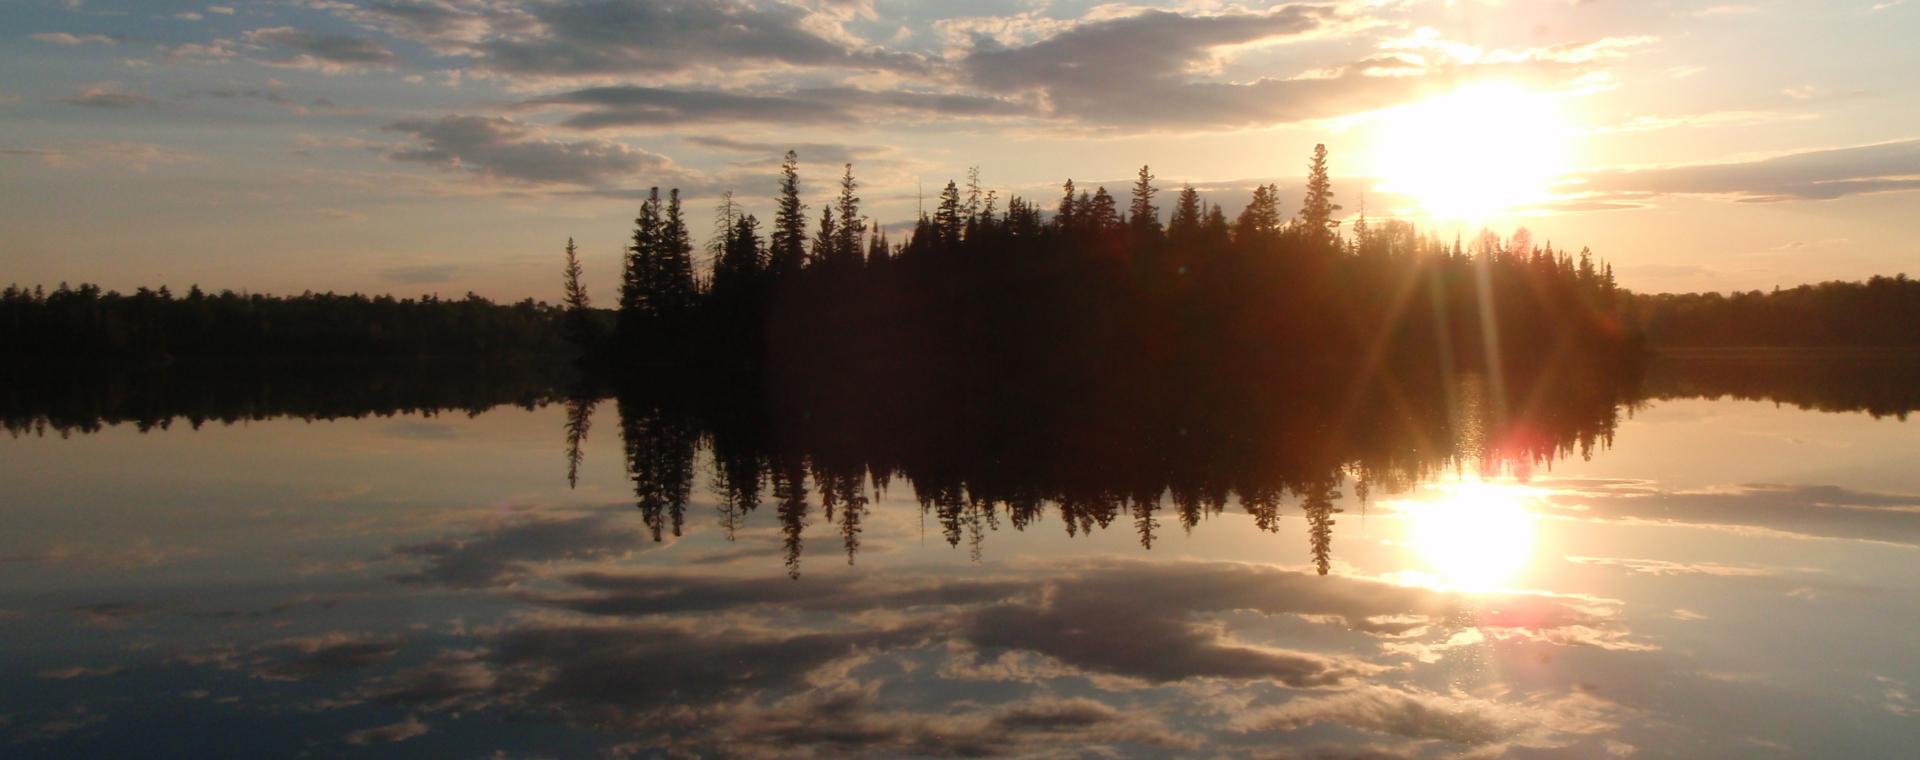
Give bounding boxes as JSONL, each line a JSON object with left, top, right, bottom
{"left": 1056, "top": 179, "right": 1077, "bottom": 230}
{"left": 561, "top": 236, "right": 593, "bottom": 347}
{"left": 708, "top": 189, "right": 738, "bottom": 277}
{"left": 622, "top": 188, "right": 663, "bottom": 318}
{"left": 658, "top": 189, "right": 695, "bottom": 316}
{"left": 1088, "top": 187, "right": 1120, "bottom": 232}
{"left": 1168, "top": 184, "right": 1202, "bottom": 247}
{"left": 770, "top": 151, "right": 807, "bottom": 276}
{"left": 935, "top": 180, "right": 964, "bottom": 243}
{"left": 1129, "top": 165, "right": 1161, "bottom": 239}
{"left": 1233, "top": 184, "right": 1281, "bottom": 242}
{"left": 811, "top": 206, "right": 836, "bottom": 265}
{"left": 1297, "top": 144, "right": 1342, "bottom": 249}
{"left": 832, "top": 163, "right": 864, "bottom": 265}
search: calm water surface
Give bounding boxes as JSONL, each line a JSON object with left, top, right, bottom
{"left": 3, "top": 358, "right": 1918, "bottom": 758}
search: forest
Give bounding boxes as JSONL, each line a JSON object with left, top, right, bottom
{"left": 5, "top": 145, "right": 1916, "bottom": 370}
{"left": 601, "top": 145, "right": 1632, "bottom": 391}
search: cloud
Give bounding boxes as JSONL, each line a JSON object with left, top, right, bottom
{"left": 389, "top": 509, "right": 653, "bottom": 587}
{"left": 958, "top": 10, "right": 1645, "bottom": 130}
{"left": 380, "top": 264, "right": 461, "bottom": 284}
{"left": 191, "top": 88, "right": 353, "bottom": 114}
{"left": 0, "top": 141, "right": 196, "bottom": 170}
{"left": 253, "top": 632, "right": 403, "bottom": 681}
{"left": 344, "top": 716, "right": 430, "bottom": 744}
{"left": 528, "top": 84, "right": 1025, "bottom": 130}
{"left": 243, "top": 25, "right": 401, "bottom": 71}
{"left": 1574, "top": 138, "right": 1920, "bottom": 203}
{"left": 31, "top": 32, "right": 117, "bottom": 45}
{"left": 331, "top": 0, "right": 926, "bottom": 79}
{"left": 383, "top": 115, "right": 673, "bottom": 188}
{"left": 686, "top": 135, "right": 889, "bottom": 164}
{"left": 1236, "top": 686, "right": 1620, "bottom": 750}
{"left": 59, "top": 84, "right": 158, "bottom": 109}
{"left": 1548, "top": 480, "right": 1920, "bottom": 545}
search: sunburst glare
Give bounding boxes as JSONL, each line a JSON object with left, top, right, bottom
{"left": 1365, "top": 82, "right": 1573, "bottom": 222}
{"left": 1395, "top": 480, "right": 1543, "bottom": 592}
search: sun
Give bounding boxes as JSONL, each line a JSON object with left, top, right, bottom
{"left": 1396, "top": 481, "right": 1541, "bottom": 592}
{"left": 1365, "top": 82, "right": 1573, "bottom": 222}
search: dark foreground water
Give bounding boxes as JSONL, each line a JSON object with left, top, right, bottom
{"left": 3, "top": 355, "right": 1918, "bottom": 758}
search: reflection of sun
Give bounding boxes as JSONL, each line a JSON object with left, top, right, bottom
{"left": 1398, "top": 481, "right": 1540, "bottom": 592}
{"left": 1366, "top": 82, "right": 1572, "bottom": 222}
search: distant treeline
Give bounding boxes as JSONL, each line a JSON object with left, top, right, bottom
{"left": 1624, "top": 276, "right": 1920, "bottom": 348}
{"left": 601, "top": 145, "right": 1631, "bottom": 386}
{"left": 0, "top": 284, "right": 586, "bottom": 359}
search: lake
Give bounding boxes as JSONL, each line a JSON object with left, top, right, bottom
{"left": 3, "top": 355, "right": 1918, "bottom": 758}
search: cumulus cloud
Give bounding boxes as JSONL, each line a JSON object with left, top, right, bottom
{"left": 59, "top": 84, "right": 158, "bottom": 109}
{"left": 1574, "top": 138, "right": 1920, "bottom": 203}
{"left": 326, "top": 0, "right": 925, "bottom": 78}
{"left": 686, "top": 135, "right": 890, "bottom": 164}
{"left": 383, "top": 115, "right": 674, "bottom": 188}
{"left": 31, "top": 32, "right": 117, "bottom": 45}
{"left": 959, "top": 9, "right": 1645, "bottom": 130}
{"left": 525, "top": 85, "right": 1023, "bottom": 130}
{"left": 243, "top": 25, "right": 401, "bottom": 71}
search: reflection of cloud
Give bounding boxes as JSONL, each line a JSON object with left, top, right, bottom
{"left": 1564, "top": 555, "right": 1774, "bottom": 577}
{"left": 253, "top": 632, "right": 402, "bottom": 681}
{"left": 1237, "top": 686, "right": 1621, "bottom": 751}
{"left": 391, "top": 510, "right": 651, "bottom": 588}
{"left": 69, "top": 601, "right": 159, "bottom": 627}
{"left": 35, "top": 665, "right": 128, "bottom": 680}
{"left": 0, "top": 540, "right": 201, "bottom": 571}
{"left": 1549, "top": 480, "right": 1920, "bottom": 546}
{"left": 344, "top": 716, "right": 429, "bottom": 745}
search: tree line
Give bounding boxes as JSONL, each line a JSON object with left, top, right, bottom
{"left": 1623, "top": 276, "right": 1920, "bottom": 347}
{"left": 590, "top": 145, "right": 1634, "bottom": 390}
{"left": 0, "top": 284, "right": 583, "bottom": 359}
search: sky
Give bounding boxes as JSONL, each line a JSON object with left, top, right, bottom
{"left": 1, "top": 0, "right": 1916, "bottom": 302}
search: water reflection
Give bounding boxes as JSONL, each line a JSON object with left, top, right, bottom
{"left": 1395, "top": 481, "right": 1541, "bottom": 592}
{"left": 5, "top": 354, "right": 1920, "bottom": 756}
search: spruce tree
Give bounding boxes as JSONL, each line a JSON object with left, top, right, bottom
{"left": 1129, "top": 165, "right": 1161, "bottom": 239}
{"left": 561, "top": 236, "right": 593, "bottom": 348}
{"left": 1297, "top": 144, "right": 1342, "bottom": 249}
{"left": 832, "top": 163, "right": 863, "bottom": 265}
{"left": 770, "top": 151, "right": 807, "bottom": 277}
{"left": 935, "top": 180, "right": 964, "bottom": 243}
{"left": 1168, "top": 184, "right": 1202, "bottom": 247}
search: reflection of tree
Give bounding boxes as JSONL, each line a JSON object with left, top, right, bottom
{"left": 563, "top": 397, "right": 596, "bottom": 490}
{"left": 619, "top": 396, "right": 696, "bottom": 542}
{"left": 1299, "top": 484, "right": 1344, "bottom": 576}
{"left": 770, "top": 453, "right": 809, "bottom": 580}
{"left": 590, "top": 357, "right": 1641, "bottom": 577}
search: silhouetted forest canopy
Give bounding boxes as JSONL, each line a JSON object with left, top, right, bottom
{"left": 8, "top": 146, "right": 1916, "bottom": 370}
{"left": 0, "top": 285, "right": 586, "bottom": 359}
{"left": 602, "top": 146, "right": 1635, "bottom": 384}
{"left": 1623, "top": 276, "right": 1920, "bottom": 347}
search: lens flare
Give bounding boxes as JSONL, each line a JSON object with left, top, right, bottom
{"left": 1366, "top": 82, "right": 1572, "bottom": 222}
{"left": 1397, "top": 480, "right": 1541, "bottom": 592}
